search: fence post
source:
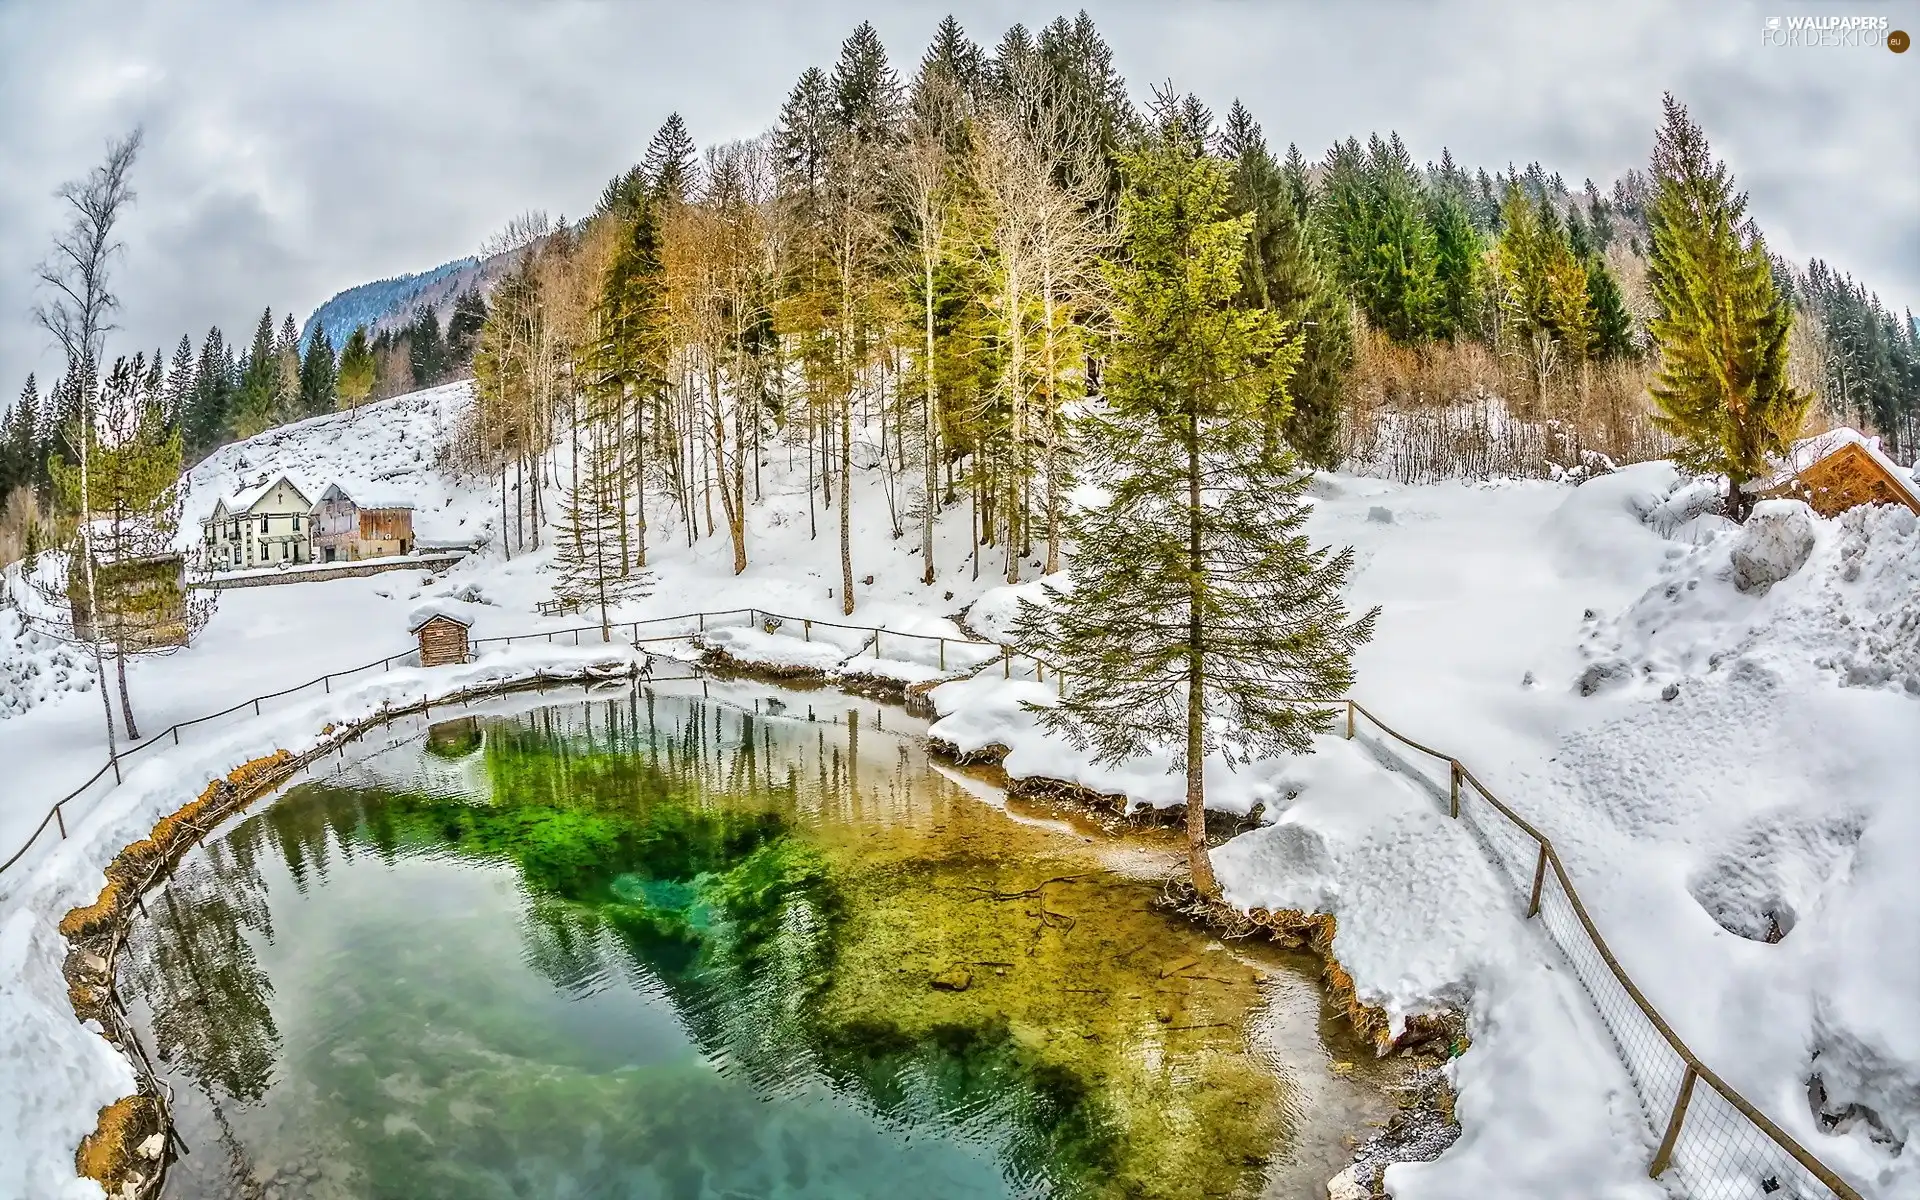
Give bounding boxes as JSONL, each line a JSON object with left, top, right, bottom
{"left": 938, "top": 638, "right": 946, "bottom": 670}
{"left": 254, "top": 698, "right": 261, "bottom": 716}
{"left": 55, "top": 805, "right": 67, "bottom": 839}
{"left": 699, "top": 612, "right": 706, "bottom": 633}
{"left": 1449, "top": 762, "right": 1461, "bottom": 818}
{"left": 1036, "top": 659, "right": 1044, "bottom": 684}
{"left": 111, "top": 754, "right": 122, "bottom": 784}
{"left": 874, "top": 630, "right": 882, "bottom": 657}
{"left": 749, "top": 608, "right": 757, "bottom": 629}
{"left": 1003, "top": 648, "right": 1010, "bottom": 679}
{"left": 324, "top": 674, "right": 331, "bottom": 694}
{"left": 1346, "top": 701, "right": 1355, "bottom": 740}
{"left": 1527, "top": 843, "right": 1549, "bottom": 917}
{"left": 172, "top": 726, "right": 180, "bottom": 745}
{"left": 1649, "top": 1065, "right": 1699, "bottom": 1178}
{"left": 804, "top": 619, "right": 812, "bottom": 641}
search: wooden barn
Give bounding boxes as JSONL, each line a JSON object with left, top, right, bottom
{"left": 410, "top": 606, "right": 472, "bottom": 667}
{"left": 312, "top": 484, "right": 416, "bottom": 563}
{"left": 1761, "top": 429, "right": 1920, "bottom": 517}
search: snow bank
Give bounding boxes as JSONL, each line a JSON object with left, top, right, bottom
{"left": 0, "top": 606, "right": 97, "bottom": 720}
{"left": 1213, "top": 738, "right": 1664, "bottom": 1199}
{"left": 0, "top": 642, "right": 644, "bottom": 1200}
{"left": 926, "top": 673, "right": 1298, "bottom": 817}
{"left": 696, "top": 625, "right": 858, "bottom": 674}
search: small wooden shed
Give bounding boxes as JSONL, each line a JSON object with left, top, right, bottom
{"left": 1761, "top": 428, "right": 1920, "bottom": 517}
{"left": 409, "top": 608, "right": 472, "bottom": 667}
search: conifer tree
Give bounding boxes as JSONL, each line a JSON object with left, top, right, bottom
{"left": 592, "top": 190, "right": 670, "bottom": 571}
{"left": 234, "top": 308, "right": 279, "bottom": 437}
{"left": 1222, "top": 101, "right": 1352, "bottom": 468}
{"left": 921, "top": 14, "right": 986, "bottom": 105}
{"left": 165, "top": 335, "right": 195, "bottom": 431}
{"left": 299, "top": 320, "right": 337, "bottom": 415}
{"left": 274, "top": 313, "right": 302, "bottom": 422}
{"left": 4, "top": 376, "right": 40, "bottom": 500}
{"left": 409, "top": 304, "right": 445, "bottom": 387}
{"left": 554, "top": 416, "right": 652, "bottom": 641}
{"left": 643, "top": 113, "right": 700, "bottom": 206}
{"left": 1426, "top": 186, "right": 1484, "bottom": 339}
{"left": 336, "top": 326, "right": 376, "bottom": 413}
{"left": 1586, "top": 257, "right": 1636, "bottom": 362}
{"left": 1016, "top": 101, "right": 1376, "bottom": 898}
{"left": 444, "top": 289, "right": 488, "bottom": 372}
{"left": 1644, "top": 94, "right": 1808, "bottom": 519}
{"left": 185, "top": 326, "right": 233, "bottom": 458}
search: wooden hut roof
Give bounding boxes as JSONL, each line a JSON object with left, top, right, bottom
{"left": 407, "top": 602, "right": 474, "bottom": 634}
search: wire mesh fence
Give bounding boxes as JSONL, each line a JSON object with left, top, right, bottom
{"left": 1347, "top": 701, "right": 1863, "bottom": 1200}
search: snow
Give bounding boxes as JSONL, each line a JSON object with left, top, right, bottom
{"left": 1211, "top": 738, "right": 1663, "bottom": 1198}
{"left": 1728, "top": 499, "right": 1818, "bottom": 593}
{"left": 405, "top": 598, "right": 476, "bottom": 632}
{"left": 4, "top": 380, "right": 1916, "bottom": 1199}
{"left": 0, "top": 606, "right": 97, "bottom": 720}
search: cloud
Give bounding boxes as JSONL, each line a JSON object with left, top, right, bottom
{"left": 2, "top": 0, "right": 1915, "bottom": 395}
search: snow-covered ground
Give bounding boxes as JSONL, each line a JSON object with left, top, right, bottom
{"left": 2, "top": 383, "right": 1914, "bottom": 1199}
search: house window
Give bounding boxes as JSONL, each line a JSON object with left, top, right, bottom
{"left": 261, "top": 517, "right": 269, "bottom": 533}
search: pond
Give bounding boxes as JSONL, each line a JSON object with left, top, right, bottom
{"left": 120, "top": 680, "right": 1389, "bottom": 1200}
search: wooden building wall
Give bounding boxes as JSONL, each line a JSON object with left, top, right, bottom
{"left": 416, "top": 617, "right": 470, "bottom": 667}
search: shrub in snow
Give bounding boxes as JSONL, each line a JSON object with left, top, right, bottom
{"left": 1729, "top": 499, "right": 1816, "bottom": 593}
{"left": 1367, "top": 505, "right": 1394, "bottom": 524}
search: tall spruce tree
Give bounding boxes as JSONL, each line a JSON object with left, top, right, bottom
{"left": 336, "top": 326, "right": 376, "bottom": 413}
{"left": 5, "top": 376, "right": 41, "bottom": 500}
{"left": 409, "top": 304, "right": 446, "bottom": 387}
{"left": 274, "top": 313, "right": 302, "bottom": 422}
{"left": 184, "top": 326, "right": 232, "bottom": 459}
{"left": 1015, "top": 102, "right": 1376, "bottom": 898}
{"left": 554, "top": 417, "right": 653, "bottom": 641}
{"left": 299, "top": 320, "right": 337, "bottom": 415}
{"left": 234, "top": 308, "right": 279, "bottom": 437}
{"left": 444, "top": 289, "right": 488, "bottom": 373}
{"left": 165, "top": 335, "right": 195, "bottom": 432}
{"left": 643, "top": 113, "right": 700, "bottom": 205}
{"left": 1645, "top": 94, "right": 1807, "bottom": 519}
{"left": 1221, "top": 100, "right": 1352, "bottom": 468}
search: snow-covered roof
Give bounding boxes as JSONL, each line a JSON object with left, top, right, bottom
{"left": 1760, "top": 426, "right": 1920, "bottom": 510}
{"left": 407, "top": 601, "right": 473, "bottom": 633}
{"left": 348, "top": 495, "right": 415, "bottom": 512}
{"left": 225, "top": 474, "right": 315, "bottom": 514}
{"left": 318, "top": 482, "right": 415, "bottom": 511}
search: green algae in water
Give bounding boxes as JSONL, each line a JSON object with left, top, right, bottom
{"left": 121, "top": 688, "right": 1340, "bottom": 1200}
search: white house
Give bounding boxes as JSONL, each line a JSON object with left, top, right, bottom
{"left": 202, "top": 475, "right": 316, "bottom": 570}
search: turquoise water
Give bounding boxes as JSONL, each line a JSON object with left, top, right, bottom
{"left": 122, "top": 686, "right": 1372, "bottom": 1200}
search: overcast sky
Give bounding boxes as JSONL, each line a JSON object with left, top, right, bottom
{"left": 1, "top": 0, "right": 1914, "bottom": 396}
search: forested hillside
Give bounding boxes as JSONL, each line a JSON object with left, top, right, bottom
{"left": 3, "top": 11, "right": 1915, "bottom": 575}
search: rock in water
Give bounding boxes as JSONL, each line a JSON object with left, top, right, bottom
{"left": 1326, "top": 1165, "right": 1369, "bottom": 1200}
{"left": 1730, "top": 500, "right": 1816, "bottom": 594}
{"left": 930, "top": 966, "right": 972, "bottom": 991}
